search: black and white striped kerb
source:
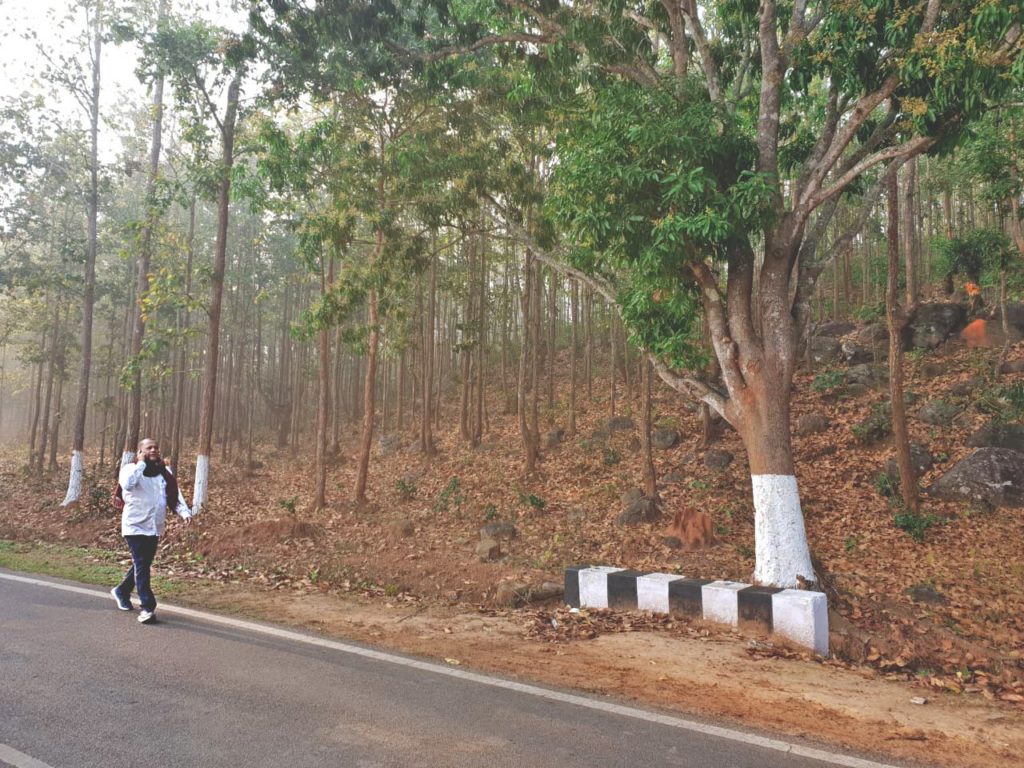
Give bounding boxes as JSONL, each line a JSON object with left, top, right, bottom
{"left": 565, "top": 566, "right": 829, "bottom": 656}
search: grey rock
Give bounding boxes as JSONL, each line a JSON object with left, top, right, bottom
{"left": 847, "top": 364, "right": 889, "bottom": 389}
{"left": 377, "top": 434, "right": 402, "bottom": 456}
{"left": 908, "top": 302, "right": 967, "bottom": 350}
{"left": 815, "top": 321, "right": 856, "bottom": 337}
{"left": 858, "top": 323, "right": 890, "bottom": 345}
{"left": 846, "top": 382, "right": 872, "bottom": 398}
{"left": 590, "top": 427, "right": 611, "bottom": 441}
{"left": 927, "top": 448, "right": 1024, "bottom": 507}
{"left": 908, "top": 583, "right": 948, "bottom": 605}
{"left": 950, "top": 376, "right": 986, "bottom": 397}
{"left": 796, "top": 413, "right": 830, "bottom": 435}
{"left": 967, "top": 422, "right": 1024, "bottom": 453}
{"left": 662, "top": 536, "right": 683, "bottom": 549}
{"left": 652, "top": 426, "right": 680, "bottom": 450}
{"left": 480, "top": 521, "right": 518, "bottom": 541}
{"left": 989, "top": 302, "right": 1024, "bottom": 335}
{"left": 616, "top": 497, "right": 661, "bottom": 526}
{"left": 608, "top": 415, "right": 636, "bottom": 431}
{"left": 810, "top": 336, "right": 842, "bottom": 365}
{"left": 920, "top": 361, "right": 946, "bottom": 379}
{"left": 663, "top": 469, "right": 686, "bottom": 485}
{"left": 917, "top": 399, "right": 962, "bottom": 427}
{"left": 476, "top": 538, "right": 501, "bottom": 561}
{"left": 704, "top": 449, "right": 734, "bottom": 471}
{"left": 620, "top": 487, "right": 644, "bottom": 506}
{"left": 546, "top": 429, "right": 565, "bottom": 448}
{"left": 1000, "top": 360, "right": 1024, "bottom": 375}
{"left": 841, "top": 340, "right": 875, "bottom": 365}
{"left": 883, "top": 443, "right": 934, "bottom": 480}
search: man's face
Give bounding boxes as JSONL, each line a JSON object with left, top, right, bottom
{"left": 139, "top": 440, "right": 161, "bottom": 462}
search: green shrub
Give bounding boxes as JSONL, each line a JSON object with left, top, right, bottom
{"left": 433, "top": 477, "right": 463, "bottom": 514}
{"left": 395, "top": 477, "right": 416, "bottom": 500}
{"left": 602, "top": 447, "right": 622, "bottom": 466}
{"left": 811, "top": 369, "right": 845, "bottom": 393}
{"left": 893, "top": 510, "right": 942, "bottom": 542}
{"left": 852, "top": 402, "right": 892, "bottom": 445}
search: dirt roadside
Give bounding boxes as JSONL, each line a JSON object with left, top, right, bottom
{"left": 147, "top": 578, "right": 1023, "bottom": 768}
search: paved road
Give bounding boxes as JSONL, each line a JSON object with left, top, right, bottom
{"left": 0, "top": 571, "right": 903, "bottom": 768}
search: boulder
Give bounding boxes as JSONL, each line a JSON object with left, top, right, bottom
{"left": 841, "top": 340, "right": 875, "bottom": 365}
{"left": 652, "top": 426, "right": 680, "bottom": 450}
{"left": 662, "top": 469, "right": 686, "bottom": 485}
{"left": 967, "top": 422, "right": 1024, "bottom": 453}
{"left": 796, "top": 413, "right": 830, "bottom": 435}
{"left": 919, "top": 361, "right": 946, "bottom": 379}
{"left": 1000, "top": 360, "right": 1024, "bottom": 375}
{"left": 704, "top": 449, "right": 734, "bottom": 471}
{"left": 661, "top": 536, "right": 683, "bottom": 549}
{"left": 883, "top": 443, "right": 934, "bottom": 480}
{"left": 927, "top": 448, "right": 1024, "bottom": 508}
{"left": 908, "top": 302, "right": 967, "bottom": 350}
{"left": 916, "top": 399, "right": 962, "bottom": 427}
{"left": 545, "top": 428, "right": 565, "bottom": 448}
{"left": 620, "top": 487, "right": 644, "bottom": 506}
{"left": 590, "top": 426, "right": 611, "bottom": 441}
{"left": 616, "top": 497, "right": 660, "bottom": 526}
{"left": 858, "top": 323, "right": 890, "bottom": 344}
{"left": 950, "top": 376, "right": 986, "bottom": 397}
{"left": 814, "top": 320, "right": 856, "bottom": 337}
{"left": 989, "top": 302, "right": 1024, "bottom": 335}
{"left": 476, "top": 538, "right": 502, "bottom": 561}
{"left": 608, "top": 415, "right": 636, "bottom": 431}
{"left": 810, "top": 336, "right": 842, "bottom": 365}
{"left": 377, "top": 434, "right": 402, "bottom": 456}
{"left": 908, "top": 583, "right": 948, "bottom": 605}
{"left": 847, "top": 364, "right": 888, "bottom": 389}
{"left": 480, "top": 521, "right": 517, "bottom": 541}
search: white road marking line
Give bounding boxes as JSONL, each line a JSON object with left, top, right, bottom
{"left": 1, "top": 570, "right": 903, "bottom": 768}
{"left": 0, "top": 743, "right": 56, "bottom": 768}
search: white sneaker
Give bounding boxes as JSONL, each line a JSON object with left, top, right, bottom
{"left": 137, "top": 609, "right": 155, "bottom": 624}
{"left": 110, "top": 588, "right": 132, "bottom": 611}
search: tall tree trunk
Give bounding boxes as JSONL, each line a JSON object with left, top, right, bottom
{"left": 192, "top": 73, "right": 241, "bottom": 514}
{"left": 121, "top": 0, "right": 167, "bottom": 468}
{"left": 313, "top": 253, "right": 334, "bottom": 512}
{"left": 61, "top": 0, "right": 103, "bottom": 503}
{"left": 569, "top": 280, "right": 578, "bottom": 436}
{"left": 518, "top": 247, "right": 539, "bottom": 473}
{"left": 170, "top": 195, "right": 196, "bottom": 471}
{"left": 546, "top": 269, "right": 557, "bottom": 420}
{"left": 885, "top": 167, "right": 919, "bottom": 514}
{"left": 640, "top": 359, "right": 657, "bottom": 499}
{"left": 354, "top": 231, "right": 384, "bottom": 504}
{"left": 901, "top": 158, "right": 918, "bottom": 305}
{"left": 36, "top": 305, "right": 60, "bottom": 474}
{"left": 420, "top": 245, "right": 437, "bottom": 456}
{"left": 473, "top": 239, "right": 486, "bottom": 446}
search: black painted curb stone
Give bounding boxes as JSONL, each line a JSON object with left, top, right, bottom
{"left": 565, "top": 566, "right": 829, "bottom": 656}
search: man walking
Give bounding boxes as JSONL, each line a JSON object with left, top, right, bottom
{"left": 111, "top": 438, "right": 191, "bottom": 623}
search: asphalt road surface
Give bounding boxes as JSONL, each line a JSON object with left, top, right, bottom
{"left": 0, "top": 570, "right": 904, "bottom": 768}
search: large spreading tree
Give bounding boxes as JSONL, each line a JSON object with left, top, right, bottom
{"left": 252, "top": 0, "right": 1024, "bottom": 586}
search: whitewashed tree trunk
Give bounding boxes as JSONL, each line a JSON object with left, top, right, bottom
{"left": 60, "top": 450, "right": 85, "bottom": 507}
{"left": 192, "top": 454, "right": 209, "bottom": 514}
{"left": 750, "top": 475, "right": 815, "bottom": 587}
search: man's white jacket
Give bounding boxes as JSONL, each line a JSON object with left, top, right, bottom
{"left": 119, "top": 461, "right": 192, "bottom": 537}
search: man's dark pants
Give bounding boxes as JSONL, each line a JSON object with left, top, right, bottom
{"left": 116, "top": 535, "right": 159, "bottom": 612}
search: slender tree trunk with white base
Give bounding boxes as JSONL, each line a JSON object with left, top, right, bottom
{"left": 62, "top": 450, "right": 86, "bottom": 507}
{"left": 192, "top": 454, "right": 210, "bottom": 512}
{"left": 61, "top": 0, "right": 102, "bottom": 506}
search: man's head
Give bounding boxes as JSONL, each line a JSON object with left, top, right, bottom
{"left": 137, "top": 438, "right": 161, "bottom": 464}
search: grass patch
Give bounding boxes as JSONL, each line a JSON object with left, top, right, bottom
{"left": 0, "top": 540, "right": 183, "bottom": 597}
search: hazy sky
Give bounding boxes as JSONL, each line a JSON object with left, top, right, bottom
{"left": 1, "top": 1, "right": 146, "bottom": 151}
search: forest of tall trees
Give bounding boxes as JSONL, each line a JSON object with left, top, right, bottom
{"left": 1, "top": 0, "right": 1023, "bottom": 588}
